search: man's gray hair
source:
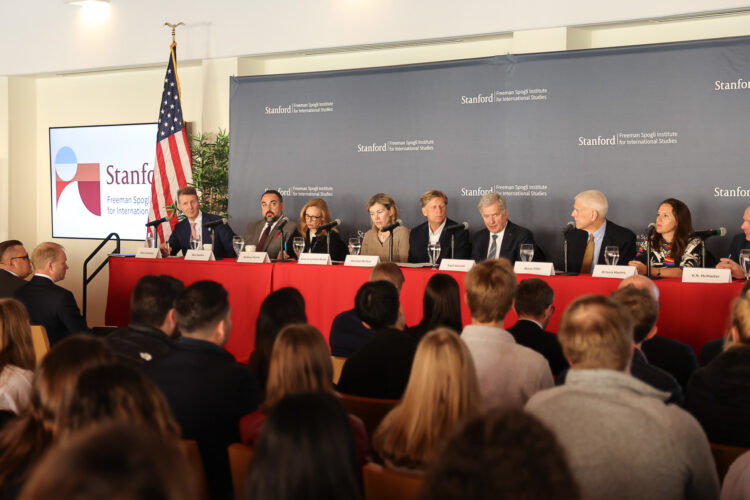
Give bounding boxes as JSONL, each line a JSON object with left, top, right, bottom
{"left": 477, "top": 192, "right": 507, "bottom": 212}
{"left": 574, "top": 190, "right": 608, "bottom": 219}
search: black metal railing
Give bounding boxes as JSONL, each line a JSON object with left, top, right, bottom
{"left": 82, "top": 232, "right": 120, "bottom": 320}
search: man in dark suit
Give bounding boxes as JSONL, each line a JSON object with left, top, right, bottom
{"left": 507, "top": 279, "right": 568, "bottom": 376}
{"left": 716, "top": 205, "right": 750, "bottom": 279}
{"left": 160, "top": 186, "right": 237, "bottom": 259}
{"left": 243, "top": 189, "right": 299, "bottom": 260}
{"left": 408, "top": 189, "right": 470, "bottom": 263}
{"left": 471, "top": 192, "right": 541, "bottom": 263}
{"left": 0, "top": 240, "right": 32, "bottom": 298}
{"left": 142, "top": 280, "right": 259, "bottom": 500}
{"left": 14, "top": 242, "right": 89, "bottom": 345}
{"left": 564, "top": 190, "right": 636, "bottom": 273}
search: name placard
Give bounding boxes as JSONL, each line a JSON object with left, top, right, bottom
{"left": 592, "top": 265, "right": 637, "bottom": 279}
{"left": 514, "top": 261, "right": 555, "bottom": 276}
{"left": 135, "top": 247, "right": 161, "bottom": 259}
{"left": 297, "top": 253, "right": 332, "bottom": 266}
{"left": 185, "top": 249, "right": 215, "bottom": 262}
{"left": 682, "top": 267, "right": 732, "bottom": 284}
{"left": 237, "top": 252, "right": 271, "bottom": 263}
{"left": 439, "top": 259, "right": 475, "bottom": 272}
{"left": 344, "top": 255, "right": 380, "bottom": 267}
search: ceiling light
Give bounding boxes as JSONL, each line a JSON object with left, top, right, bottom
{"left": 65, "top": 0, "right": 109, "bottom": 6}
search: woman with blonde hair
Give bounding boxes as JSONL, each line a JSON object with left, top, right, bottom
{"left": 0, "top": 299, "right": 36, "bottom": 416}
{"left": 361, "top": 193, "right": 410, "bottom": 263}
{"left": 372, "top": 328, "right": 482, "bottom": 470}
{"left": 297, "top": 198, "right": 347, "bottom": 261}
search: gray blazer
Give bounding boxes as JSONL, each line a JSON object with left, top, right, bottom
{"left": 244, "top": 218, "right": 299, "bottom": 258}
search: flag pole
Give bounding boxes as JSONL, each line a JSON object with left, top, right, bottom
{"left": 164, "top": 22, "right": 184, "bottom": 44}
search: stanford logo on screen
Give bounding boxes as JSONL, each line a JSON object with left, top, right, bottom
{"left": 54, "top": 147, "right": 101, "bottom": 216}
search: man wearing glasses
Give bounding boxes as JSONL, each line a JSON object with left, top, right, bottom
{"left": 0, "top": 240, "right": 32, "bottom": 298}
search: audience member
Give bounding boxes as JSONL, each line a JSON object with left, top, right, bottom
{"left": 526, "top": 295, "right": 719, "bottom": 500}
{"left": 337, "top": 281, "right": 416, "bottom": 399}
{"left": 361, "top": 193, "right": 410, "bottom": 263}
{"left": 105, "top": 275, "right": 183, "bottom": 366}
{"left": 507, "top": 278, "right": 568, "bottom": 376}
{"left": 244, "top": 189, "right": 299, "bottom": 259}
{"left": 720, "top": 449, "right": 750, "bottom": 500}
{"left": 245, "top": 392, "right": 363, "bottom": 500}
{"left": 408, "top": 190, "right": 470, "bottom": 263}
{"left": 406, "top": 273, "right": 462, "bottom": 340}
{"left": 699, "top": 280, "right": 750, "bottom": 366}
{"left": 716, "top": 205, "right": 750, "bottom": 280}
{"left": 248, "top": 287, "right": 307, "bottom": 394}
{"left": 0, "top": 241, "right": 31, "bottom": 298}
{"left": 372, "top": 328, "right": 481, "bottom": 471}
{"left": 0, "top": 299, "right": 35, "bottom": 415}
{"left": 420, "top": 409, "right": 580, "bottom": 500}
{"left": 18, "top": 423, "right": 198, "bottom": 500}
{"left": 329, "top": 263, "right": 405, "bottom": 357}
{"left": 461, "top": 259, "right": 553, "bottom": 409}
{"left": 14, "top": 242, "right": 89, "bottom": 345}
{"left": 297, "top": 198, "right": 348, "bottom": 261}
{"left": 471, "top": 193, "right": 541, "bottom": 263}
{"left": 142, "top": 280, "right": 260, "bottom": 500}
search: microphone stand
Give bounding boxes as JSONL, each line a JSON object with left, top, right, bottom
{"left": 450, "top": 234, "right": 455, "bottom": 259}
{"left": 326, "top": 232, "right": 331, "bottom": 256}
{"left": 389, "top": 234, "right": 394, "bottom": 262}
{"left": 563, "top": 239, "right": 568, "bottom": 274}
{"left": 646, "top": 235, "right": 653, "bottom": 278}
{"left": 700, "top": 240, "right": 706, "bottom": 268}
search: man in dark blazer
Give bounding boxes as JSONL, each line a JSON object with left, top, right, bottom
{"left": 0, "top": 240, "right": 32, "bottom": 298}
{"left": 716, "top": 205, "right": 750, "bottom": 279}
{"left": 14, "top": 242, "right": 89, "bottom": 345}
{"left": 243, "top": 189, "right": 300, "bottom": 260}
{"left": 142, "top": 281, "right": 259, "bottom": 500}
{"left": 408, "top": 190, "right": 470, "bottom": 263}
{"left": 160, "top": 186, "right": 237, "bottom": 259}
{"left": 564, "top": 190, "right": 636, "bottom": 273}
{"left": 471, "top": 192, "right": 542, "bottom": 263}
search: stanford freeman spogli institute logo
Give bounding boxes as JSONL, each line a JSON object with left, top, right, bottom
{"left": 54, "top": 146, "right": 101, "bottom": 216}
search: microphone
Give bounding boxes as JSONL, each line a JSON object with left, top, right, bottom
{"left": 203, "top": 218, "right": 226, "bottom": 229}
{"left": 317, "top": 218, "right": 342, "bottom": 232}
{"left": 445, "top": 222, "right": 469, "bottom": 233}
{"left": 382, "top": 219, "right": 403, "bottom": 232}
{"left": 145, "top": 217, "right": 168, "bottom": 227}
{"left": 647, "top": 222, "right": 656, "bottom": 237}
{"left": 275, "top": 217, "right": 289, "bottom": 231}
{"left": 562, "top": 222, "right": 575, "bottom": 236}
{"left": 690, "top": 227, "right": 727, "bottom": 239}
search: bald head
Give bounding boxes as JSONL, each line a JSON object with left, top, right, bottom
{"left": 618, "top": 275, "right": 660, "bottom": 301}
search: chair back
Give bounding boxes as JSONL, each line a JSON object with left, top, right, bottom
{"left": 30, "top": 325, "right": 50, "bottom": 363}
{"left": 178, "top": 439, "right": 210, "bottom": 500}
{"left": 711, "top": 442, "right": 750, "bottom": 481}
{"left": 228, "top": 443, "right": 254, "bottom": 500}
{"left": 331, "top": 356, "right": 346, "bottom": 384}
{"left": 363, "top": 463, "right": 423, "bottom": 500}
{"left": 338, "top": 392, "right": 399, "bottom": 439}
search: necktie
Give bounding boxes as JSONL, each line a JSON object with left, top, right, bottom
{"left": 488, "top": 234, "right": 498, "bottom": 259}
{"left": 191, "top": 222, "right": 197, "bottom": 239}
{"left": 581, "top": 234, "right": 595, "bottom": 273}
{"left": 257, "top": 223, "right": 272, "bottom": 251}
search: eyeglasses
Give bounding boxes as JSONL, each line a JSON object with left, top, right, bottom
{"left": 10, "top": 255, "right": 29, "bottom": 261}
{"left": 304, "top": 214, "right": 322, "bottom": 221}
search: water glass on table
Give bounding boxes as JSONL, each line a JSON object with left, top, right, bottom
{"left": 605, "top": 246, "right": 620, "bottom": 266}
{"left": 520, "top": 244, "right": 534, "bottom": 262}
{"left": 190, "top": 236, "right": 202, "bottom": 250}
{"left": 348, "top": 237, "right": 361, "bottom": 256}
{"left": 428, "top": 242, "right": 441, "bottom": 268}
{"left": 741, "top": 249, "right": 750, "bottom": 280}
{"left": 232, "top": 236, "right": 244, "bottom": 256}
{"left": 293, "top": 237, "right": 305, "bottom": 258}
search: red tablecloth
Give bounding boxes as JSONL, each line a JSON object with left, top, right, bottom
{"left": 106, "top": 257, "right": 745, "bottom": 362}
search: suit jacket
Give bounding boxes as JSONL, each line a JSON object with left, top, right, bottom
{"left": 408, "top": 218, "right": 470, "bottom": 263}
{"left": 167, "top": 212, "right": 237, "bottom": 259}
{"left": 14, "top": 275, "right": 89, "bottom": 345}
{"left": 641, "top": 336, "right": 698, "bottom": 391}
{"left": 104, "top": 323, "right": 176, "bottom": 367}
{"left": 244, "top": 218, "right": 300, "bottom": 259}
{"left": 631, "top": 348, "right": 684, "bottom": 406}
{"left": 471, "top": 220, "right": 542, "bottom": 263}
{"left": 563, "top": 219, "right": 636, "bottom": 273}
{"left": 142, "top": 337, "right": 260, "bottom": 500}
{"left": 0, "top": 269, "right": 27, "bottom": 298}
{"left": 728, "top": 233, "right": 750, "bottom": 263}
{"left": 507, "top": 320, "right": 568, "bottom": 376}
{"left": 303, "top": 228, "right": 348, "bottom": 262}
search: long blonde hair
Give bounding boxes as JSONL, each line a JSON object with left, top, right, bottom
{"left": 372, "top": 328, "right": 482, "bottom": 469}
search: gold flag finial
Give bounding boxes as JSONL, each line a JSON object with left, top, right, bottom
{"left": 164, "top": 22, "right": 185, "bottom": 43}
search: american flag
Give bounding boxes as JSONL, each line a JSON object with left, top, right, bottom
{"left": 149, "top": 42, "right": 192, "bottom": 244}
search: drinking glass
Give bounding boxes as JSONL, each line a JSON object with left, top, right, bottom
{"left": 741, "top": 249, "right": 750, "bottom": 280}
{"left": 348, "top": 237, "right": 361, "bottom": 256}
{"left": 145, "top": 230, "right": 156, "bottom": 249}
{"left": 520, "top": 244, "right": 534, "bottom": 262}
{"left": 190, "top": 235, "right": 202, "bottom": 250}
{"left": 605, "top": 246, "right": 620, "bottom": 266}
{"left": 232, "top": 236, "right": 244, "bottom": 256}
{"left": 293, "top": 237, "right": 305, "bottom": 258}
{"left": 428, "top": 242, "right": 441, "bottom": 268}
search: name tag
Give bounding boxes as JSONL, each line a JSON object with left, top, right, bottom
{"left": 185, "top": 249, "right": 215, "bottom": 261}
{"left": 344, "top": 255, "right": 380, "bottom": 267}
{"left": 682, "top": 267, "right": 732, "bottom": 284}
{"left": 135, "top": 247, "right": 161, "bottom": 259}
{"left": 514, "top": 261, "right": 555, "bottom": 276}
{"left": 297, "top": 253, "right": 332, "bottom": 266}
{"left": 439, "top": 259, "right": 475, "bottom": 272}
{"left": 237, "top": 252, "right": 271, "bottom": 263}
{"left": 592, "top": 265, "right": 637, "bottom": 279}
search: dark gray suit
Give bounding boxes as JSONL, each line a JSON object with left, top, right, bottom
{"left": 244, "top": 218, "right": 299, "bottom": 259}
{"left": 471, "top": 220, "right": 543, "bottom": 263}
{"left": 0, "top": 269, "right": 27, "bottom": 298}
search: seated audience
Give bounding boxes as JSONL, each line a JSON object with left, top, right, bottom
{"left": 0, "top": 299, "right": 35, "bottom": 414}
{"left": 372, "top": 328, "right": 481, "bottom": 471}
{"left": 716, "top": 205, "right": 750, "bottom": 280}
{"left": 461, "top": 259, "right": 553, "bottom": 409}
{"left": 526, "top": 295, "right": 719, "bottom": 500}
{"left": 245, "top": 392, "right": 363, "bottom": 500}
{"left": 408, "top": 190, "right": 470, "bottom": 263}
{"left": 361, "top": 193, "right": 410, "bottom": 263}
{"left": 0, "top": 241, "right": 31, "bottom": 298}
{"left": 471, "top": 192, "right": 542, "bottom": 263}
{"left": 721, "top": 449, "right": 750, "bottom": 500}
{"left": 699, "top": 280, "right": 750, "bottom": 366}
{"left": 239, "top": 324, "right": 371, "bottom": 465}
{"left": 248, "top": 287, "right": 307, "bottom": 394}
{"left": 421, "top": 409, "right": 580, "bottom": 500}
{"left": 337, "top": 281, "right": 416, "bottom": 399}
{"left": 506, "top": 279, "right": 568, "bottom": 376}
{"left": 18, "top": 423, "right": 198, "bottom": 500}
{"left": 329, "top": 263, "right": 405, "bottom": 357}
{"left": 142, "top": 280, "right": 260, "bottom": 500}
{"left": 297, "top": 198, "right": 347, "bottom": 261}
{"left": 405, "top": 273, "right": 462, "bottom": 340}
{"left": 686, "top": 293, "right": 750, "bottom": 446}
{"left": 630, "top": 198, "right": 701, "bottom": 278}
{"left": 0, "top": 335, "right": 115, "bottom": 498}
{"left": 105, "top": 275, "right": 183, "bottom": 366}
